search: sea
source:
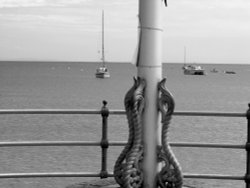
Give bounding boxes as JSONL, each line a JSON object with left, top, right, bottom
{"left": 0, "top": 61, "right": 250, "bottom": 188}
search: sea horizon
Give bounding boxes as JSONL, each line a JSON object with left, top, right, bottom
{"left": 1, "top": 60, "right": 250, "bottom": 65}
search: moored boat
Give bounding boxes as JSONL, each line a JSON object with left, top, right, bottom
{"left": 183, "top": 65, "right": 206, "bottom": 75}
{"left": 95, "top": 11, "right": 110, "bottom": 79}
{"left": 95, "top": 67, "right": 110, "bottom": 78}
{"left": 224, "top": 70, "right": 236, "bottom": 74}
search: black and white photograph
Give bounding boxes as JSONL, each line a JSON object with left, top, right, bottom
{"left": 1, "top": 0, "right": 250, "bottom": 187}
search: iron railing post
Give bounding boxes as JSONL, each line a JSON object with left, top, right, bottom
{"left": 100, "top": 100, "right": 109, "bottom": 178}
{"left": 245, "top": 103, "right": 250, "bottom": 188}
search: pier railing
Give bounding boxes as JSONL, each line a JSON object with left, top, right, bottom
{"left": 0, "top": 103, "right": 250, "bottom": 187}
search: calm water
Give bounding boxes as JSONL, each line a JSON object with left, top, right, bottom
{"left": 0, "top": 61, "right": 250, "bottom": 188}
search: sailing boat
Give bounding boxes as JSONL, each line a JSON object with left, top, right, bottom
{"left": 95, "top": 11, "right": 110, "bottom": 78}
{"left": 182, "top": 46, "right": 205, "bottom": 75}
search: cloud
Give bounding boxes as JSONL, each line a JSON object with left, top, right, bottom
{"left": 0, "top": 0, "right": 45, "bottom": 7}
{"left": 0, "top": 0, "right": 91, "bottom": 8}
{"left": 0, "top": 0, "right": 99, "bottom": 32}
{"left": 163, "top": 0, "right": 250, "bottom": 37}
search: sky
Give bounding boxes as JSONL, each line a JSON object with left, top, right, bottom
{"left": 0, "top": 0, "right": 250, "bottom": 64}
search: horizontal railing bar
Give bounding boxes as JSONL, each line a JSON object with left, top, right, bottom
{"left": 0, "top": 109, "right": 101, "bottom": 115}
{"left": 170, "top": 142, "right": 245, "bottom": 149}
{"left": 0, "top": 109, "right": 246, "bottom": 117}
{"left": 108, "top": 110, "right": 247, "bottom": 117}
{"left": 173, "top": 111, "right": 246, "bottom": 117}
{"left": 109, "top": 110, "right": 125, "bottom": 115}
{"left": 0, "top": 172, "right": 101, "bottom": 178}
{"left": 0, "top": 172, "right": 244, "bottom": 180}
{"left": 183, "top": 173, "right": 245, "bottom": 180}
{"left": 0, "top": 141, "right": 100, "bottom": 147}
{"left": 110, "top": 141, "right": 246, "bottom": 149}
{"left": 0, "top": 141, "right": 245, "bottom": 149}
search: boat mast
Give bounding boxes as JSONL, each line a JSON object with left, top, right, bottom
{"left": 184, "top": 46, "right": 186, "bottom": 66}
{"left": 101, "top": 10, "right": 105, "bottom": 67}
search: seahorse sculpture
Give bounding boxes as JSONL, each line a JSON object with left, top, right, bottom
{"left": 157, "top": 78, "right": 183, "bottom": 188}
{"left": 114, "top": 77, "right": 146, "bottom": 188}
{"left": 114, "top": 77, "right": 182, "bottom": 188}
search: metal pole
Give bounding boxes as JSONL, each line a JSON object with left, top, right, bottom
{"left": 137, "top": 0, "right": 163, "bottom": 187}
{"left": 100, "top": 100, "right": 109, "bottom": 178}
{"left": 246, "top": 103, "right": 250, "bottom": 188}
